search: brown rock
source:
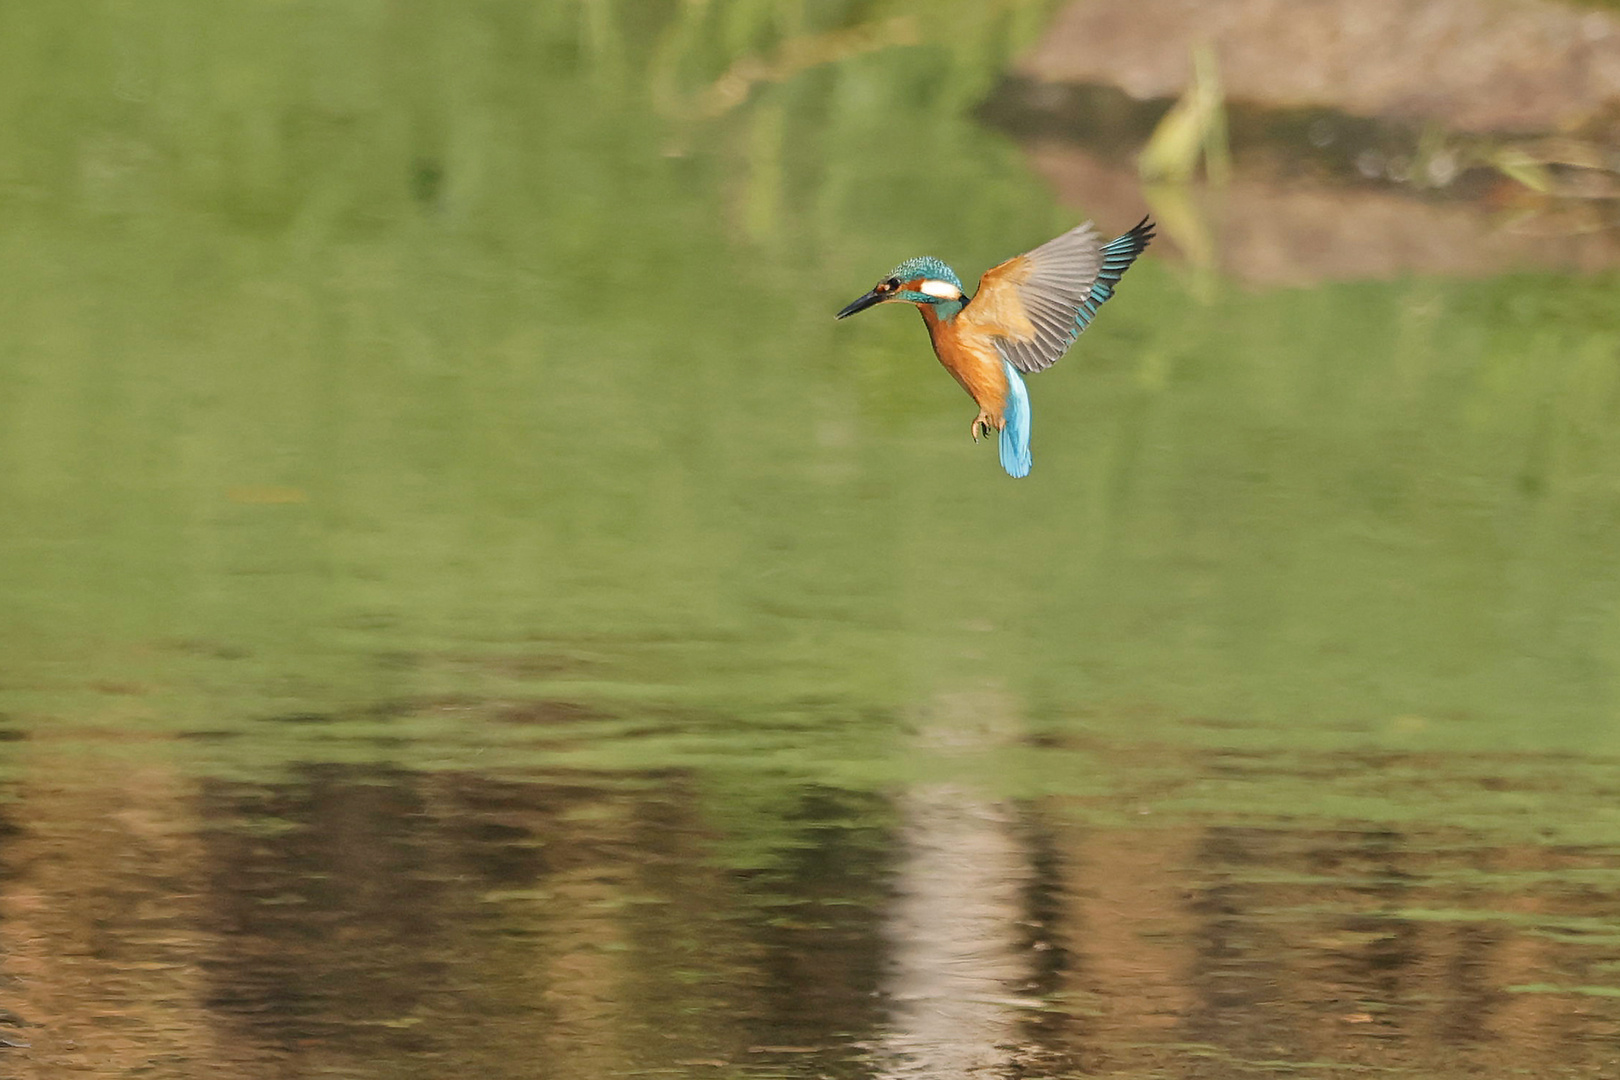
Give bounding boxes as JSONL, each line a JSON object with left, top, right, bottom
{"left": 1019, "top": 0, "right": 1620, "bottom": 134}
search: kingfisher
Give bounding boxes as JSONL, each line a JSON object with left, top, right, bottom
{"left": 836, "top": 217, "right": 1154, "bottom": 478}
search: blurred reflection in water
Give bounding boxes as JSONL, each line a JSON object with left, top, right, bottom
{"left": 879, "top": 793, "right": 1032, "bottom": 1080}
{"left": 9, "top": 752, "right": 1620, "bottom": 1078}
{"left": 878, "top": 690, "right": 1035, "bottom": 1080}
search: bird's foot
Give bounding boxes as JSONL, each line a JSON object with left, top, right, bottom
{"left": 970, "top": 410, "right": 999, "bottom": 442}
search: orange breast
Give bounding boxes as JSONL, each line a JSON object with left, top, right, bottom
{"left": 921, "top": 307, "right": 1008, "bottom": 419}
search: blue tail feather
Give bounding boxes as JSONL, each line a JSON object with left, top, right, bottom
{"left": 999, "top": 362, "right": 1032, "bottom": 478}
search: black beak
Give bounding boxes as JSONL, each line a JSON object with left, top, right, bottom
{"left": 835, "top": 290, "right": 884, "bottom": 320}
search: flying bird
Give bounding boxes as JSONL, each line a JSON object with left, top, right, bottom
{"left": 836, "top": 217, "right": 1154, "bottom": 478}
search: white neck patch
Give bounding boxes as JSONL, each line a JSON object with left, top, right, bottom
{"left": 918, "top": 279, "right": 962, "bottom": 300}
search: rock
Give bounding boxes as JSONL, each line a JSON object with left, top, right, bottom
{"left": 1019, "top": 0, "right": 1620, "bottom": 135}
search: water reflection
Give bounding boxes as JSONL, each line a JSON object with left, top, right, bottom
{"left": 878, "top": 789, "right": 1034, "bottom": 1080}
{"left": 877, "top": 690, "right": 1039, "bottom": 1080}
{"left": 7, "top": 748, "right": 1620, "bottom": 1078}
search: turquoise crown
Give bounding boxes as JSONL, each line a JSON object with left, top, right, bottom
{"left": 887, "top": 256, "right": 961, "bottom": 289}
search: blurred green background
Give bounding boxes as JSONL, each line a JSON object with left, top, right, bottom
{"left": 3, "top": 0, "right": 1618, "bottom": 788}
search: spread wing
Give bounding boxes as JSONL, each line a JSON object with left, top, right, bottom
{"left": 966, "top": 217, "right": 1154, "bottom": 374}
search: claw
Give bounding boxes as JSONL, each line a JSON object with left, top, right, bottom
{"left": 970, "top": 410, "right": 994, "bottom": 443}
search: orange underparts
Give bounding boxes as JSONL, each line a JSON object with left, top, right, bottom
{"left": 920, "top": 301, "right": 1008, "bottom": 424}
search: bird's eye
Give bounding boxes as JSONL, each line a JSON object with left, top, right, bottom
{"left": 886, "top": 278, "right": 900, "bottom": 290}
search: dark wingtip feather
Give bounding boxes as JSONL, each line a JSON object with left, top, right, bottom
{"left": 1114, "top": 215, "right": 1155, "bottom": 255}
{"left": 1071, "top": 216, "right": 1154, "bottom": 333}
{"left": 1098, "top": 216, "right": 1154, "bottom": 270}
